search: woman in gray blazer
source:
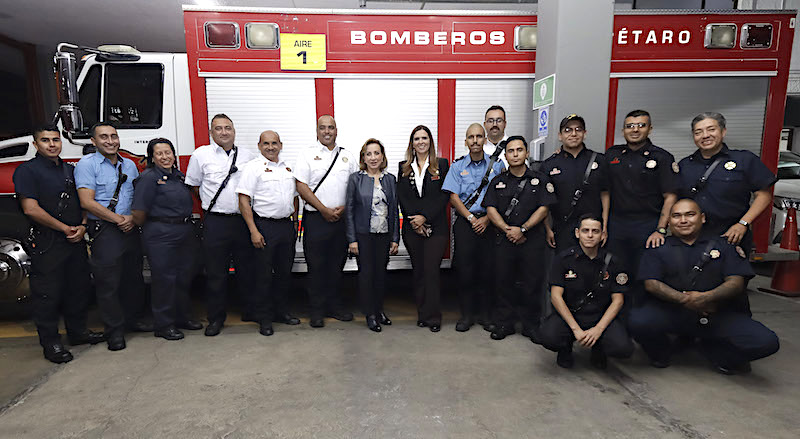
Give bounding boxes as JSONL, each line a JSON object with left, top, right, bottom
{"left": 345, "top": 138, "right": 400, "bottom": 332}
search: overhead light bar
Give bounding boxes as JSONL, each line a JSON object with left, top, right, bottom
{"left": 704, "top": 24, "right": 737, "bottom": 49}
{"left": 515, "top": 25, "right": 537, "bottom": 51}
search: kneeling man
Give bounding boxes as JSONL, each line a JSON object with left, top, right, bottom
{"left": 540, "top": 213, "right": 634, "bottom": 369}
{"left": 629, "top": 198, "right": 779, "bottom": 374}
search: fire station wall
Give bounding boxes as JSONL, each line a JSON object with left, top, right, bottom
{"left": 453, "top": 79, "right": 535, "bottom": 158}
{"left": 204, "top": 77, "right": 318, "bottom": 164}
{"left": 612, "top": 77, "right": 769, "bottom": 161}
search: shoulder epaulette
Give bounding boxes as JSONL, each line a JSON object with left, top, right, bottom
{"left": 453, "top": 155, "right": 466, "bottom": 163}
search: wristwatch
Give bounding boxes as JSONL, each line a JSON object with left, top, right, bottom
{"left": 656, "top": 227, "right": 667, "bottom": 235}
{"left": 520, "top": 226, "right": 528, "bottom": 234}
{"left": 467, "top": 214, "right": 475, "bottom": 222}
{"left": 738, "top": 219, "right": 749, "bottom": 227}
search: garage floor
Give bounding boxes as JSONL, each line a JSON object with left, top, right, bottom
{"left": 0, "top": 274, "right": 798, "bottom": 439}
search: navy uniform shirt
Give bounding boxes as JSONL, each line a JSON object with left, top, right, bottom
{"left": 606, "top": 139, "right": 680, "bottom": 219}
{"left": 541, "top": 146, "right": 608, "bottom": 224}
{"left": 638, "top": 235, "right": 754, "bottom": 312}
{"left": 550, "top": 246, "right": 628, "bottom": 314}
{"left": 481, "top": 167, "right": 558, "bottom": 234}
{"left": 678, "top": 143, "right": 777, "bottom": 227}
{"left": 441, "top": 153, "right": 505, "bottom": 215}
{"left": 132, "top": 167, "right": 193, "bottom": 218}
{"left": 13, "top": 153, "right": 82, "bottom": 227}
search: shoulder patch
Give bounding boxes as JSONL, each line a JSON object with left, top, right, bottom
{"left": 616, "top": 273, "right": 629, "bottom": 285}
{"left": 546, "top": 182, "right": 555, "bottom": 193}
{"left": 672, "top": 162, "right": 680, "bottom": 173}
{"left": 709, "top": 249, "right": 720, "bottom": 259}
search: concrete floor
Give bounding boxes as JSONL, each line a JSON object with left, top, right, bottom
{"left": 0, "top": 274, "right": 798, "bottom": 438}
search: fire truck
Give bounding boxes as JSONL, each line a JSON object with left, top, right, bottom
{"left": 0, "top": 6, "right": 794, "bottom": 303}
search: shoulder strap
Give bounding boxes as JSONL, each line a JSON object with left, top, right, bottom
{"left": 503, "top": 177, "right": 529, "bottom": 219}
{"left": 690, "top": 157, "right": 723, "bottom": 195}
{"left": 55, "top": 162, "right": 76, "bottom": 219}
{"left": 569, "top": 252, "right": 613, "bottom": 313}
{"left": 464, "top": 146, "right": 504, "bottom": 210}
{"left": 563, "top": 151, "right": 598, "bottom": 222}
{"left": 206, "top": 146, "right": 239, "bottom": 213}
{"left": 687, "top": 240, "right": 719, "bottom": 288}
{"left": 312, "top": 147, "right": 341, "bottom": 194}
{"left": 106, "top": 163, "right": 128, "bottom": 213}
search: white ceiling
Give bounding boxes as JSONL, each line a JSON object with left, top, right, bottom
{"left": 0, "top": 0, "right": 537, "bottom": 53}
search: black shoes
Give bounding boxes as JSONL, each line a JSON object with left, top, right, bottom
{"left": 430, "top": 325, "right": 441, "bottom": 332}
{"left": 557, "top": 349, "right": 574, "bottom": 369}
{"left": 477, "top": 317, "right": 495, "bottom": 333}
{"left": 522, "top": 326, "right": 542, "bottom": 344}
{"left": 43, "top": 343, "right": 73, "bottom": 364}
{"left": 259, "top": 322, "right": 274, "bottom": 336}
{"left": 714, "top": 361, "right": 752, "bottom": 375}
{"left": 649, "top": 357, "right": 671, "bottom": 369}
{"left": 455, "top": 319, "right": 473, "bottom": 332}
{"left": 326, "top": 309, "right": 354, "bottom": 321}
{"left": 107, "top": 335, "right": 126, "bottom": 351}
{"left": 204, "top": 320, "right": 223, "bottom": 336}
{"left": 490, "top": 325, "right": 515, "bottom": 340}
{"left": 366, "top": 315, "right": 382, "bottom": 333}
{"left": 590, "top": 346, "right": 608, "bottom": 370}
{"left": 68, "top": 330, "right": 105, "bottom": 346}
{"left": 273, "top": 313, "right": 301, "bottom": 325}
{"left": 155, "top": 326, "right": 185, "bottom": 341}
{"left": 378, "top": 312, "right": 392, "bottom": 326}
{"left": 310, "top": 318, "right": 325, "bottom": 328}
{"left": 177, "top": 320, "right": 204, "bottom": 331}
{"left": 417, "top": 320, "right": 439, "bottom": 332}
{"left": 127, "top": 321, "right": 154, "bottom": 333}
{"left": 416, "top": 321, "right": 428, "bottom": 328}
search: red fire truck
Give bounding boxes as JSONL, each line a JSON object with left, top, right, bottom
{"left": 0, "top": 7, "right": 794, "bottom": 302}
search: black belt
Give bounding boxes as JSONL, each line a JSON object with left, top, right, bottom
{"left": 255, "top": 214, "right": 292, "bottom": 222}
{"left": 149, "top": 215, "right": 192, "bottom": 224}
{"left": 204, "top": 210, "right": 241, "bottom": 217}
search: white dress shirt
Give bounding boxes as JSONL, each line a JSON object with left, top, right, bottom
{"left": 412, "top": 156, "right": 429, "bottom": 197}
{"left": 293, "top": 141, "right": 358, "bottom": 211}
{"left": 484, "top": 135, "right": 509, "bottom": 167}
{"left": 236, "top": 157, "right": 297, "bottom": 219}
{"left": 185, "top": 142, "right": 256, "bottom": 214}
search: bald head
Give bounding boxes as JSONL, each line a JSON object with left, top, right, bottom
{"left": 258, "top": 130, "right": 283, "bottom": 162}
{"left": 465, "top": 123, "right": 486, "bottom": 157}
{"left": 317, "top": 115, "right": 337, "bottom": 148}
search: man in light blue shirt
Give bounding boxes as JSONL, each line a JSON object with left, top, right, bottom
{"left": 442, "top": 123, "right": 505, "bottom": 332}
{"left": 75, "top": 122, "right": 149, "bottom": 351}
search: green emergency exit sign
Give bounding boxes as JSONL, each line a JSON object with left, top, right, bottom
{"left": 533, "top": 74, "right": 556, "bottom": 109}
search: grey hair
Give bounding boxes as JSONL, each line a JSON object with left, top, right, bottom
{"left": 691, "top": 112, "right": 726, "bottom": 131}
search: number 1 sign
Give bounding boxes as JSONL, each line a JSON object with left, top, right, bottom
{"left": 280, "top": 33, "right": 327, "bottom": 71}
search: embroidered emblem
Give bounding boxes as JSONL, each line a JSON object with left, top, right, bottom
{"left": 313, "top": 156, "right": 322, "bottom": 161}
{"left": 616, "top": 273, "right": 629, "bottom": 285}
{"left": 550, "top": 168, "right": 561, "bottom": 175}
{"left": 591, "top": 162, "right": 599, "bottom": 170}
{"left": 461, "top": 169, "right": 469, "bottom": 176}
{"left": 342, "top": 157, "right": 348, "bottom": 163}
{"left": 286, "top": 167, "right": 292, "bottom": 172}
{"left": 709, "top": 249, "right": 720, "bottom": 259}
{"left": 431, "top": 175, "right": 440, "bottom": 180}
{"left": 736, "top": 246, "right": 747, "bottom": 258}
{"left": 264, "top": 168, "right": 273, "bottom": 172}
{"left": 157, "top": 179, "right": 166, "bottom": 185}
{"left": 645, "top": 159, "right": 657, "bottom": 169}
{"left": 672, "top": 162, "right": 680, "bottom": 173}
{"left": 610, "top": 158, "right": 621, "bottom": 164}
{"left": 531, "top": 178, "right": 539, "bottom": 186}
{"left": 603, "top": 271, "right": 610, "bottom": 280}
{"left": 565, "top": 270, "right": 577, "bottom": 279}
{"left": 546, "top": 182, "right": 555, "bottom": 193}
{"left": 496, "top": 182, "right": 506, "bottom": 189}
{"left": 724, "top": 161, "right": 737, "bottom": 170}
{"left": 643, "top": 151, "right": 650, "bottom": 156}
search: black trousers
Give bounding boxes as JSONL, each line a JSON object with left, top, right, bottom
{"left": 29, "top": 239, "right": 91, "bottom": 345}
{"left": 493, "top": 231, "right": 547, "bottom": 330}
{"left": 607, "top": 215, "right": 658, "bottom": 309}
{"left": 629, "top": 300, "right": 779, "bottom": 367}
{"left": 553, "top": 218, "right": 579, "bottom": 253}
{"left": 142, "top": 222, "right": 194, "bottom": 330}
{"left": 253, "top": 217, "right": 296, "bottom": 321}
{"left": 539, "top": 312, "right": 634, "bottom": 357}
{"left": 453, "top": 216, "right": 494, "bottom": 321}
{"left": 403, "top": 228, "right": 447, "bottom": 326}
{"left": 88, "top": 220, "right": 146, "bottom": 336}
{"left": 202, "top": 214, "right": 254, "bottom": 323}
{"left": 302, "top": 211, "right": 348, "bottom": 319}
{"left": 355, "top": 232, "right": 390, "bottom": 317}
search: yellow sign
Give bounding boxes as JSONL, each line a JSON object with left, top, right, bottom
{"left": 280, "top": 34, "right": 326, "bottom": 71}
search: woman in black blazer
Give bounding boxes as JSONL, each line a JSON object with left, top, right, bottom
{"left": 397, "top": 125, "right": 450, "bottom": 332}
{"left": 345, "top": 139, "right": 400, "bottom": 333}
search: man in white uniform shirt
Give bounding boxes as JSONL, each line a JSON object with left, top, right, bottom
{"left": 185, "top": 113, "right": 257, "bottom": 336}
{"left": 237, "top": 130, "right": 301, "bottom": 336}
{"left": 294, "top": 115, "right": 358, "bottom": 328}
{"left": 483, "top": 105, "right": 509, "bottom": 167}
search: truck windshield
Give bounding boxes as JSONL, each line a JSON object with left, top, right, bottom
{"left": 104, "top": 63, "right": 164, "bottom": 129}
{"left": 78, "top": 65, "right": 100, "bottom": 130}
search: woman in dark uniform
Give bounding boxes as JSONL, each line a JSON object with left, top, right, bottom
{"left": 132, "top": 138, "right": 202, "bottom": 340}
{"left": 397, "top": 125, "right": 450, "bottom": 332}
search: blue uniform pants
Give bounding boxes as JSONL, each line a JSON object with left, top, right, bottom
{"left": 629, "top": 300, "right": 779, "bottom": 367}
{"left": 607, "top": 215, "right": 658, "bottom": 309}
{"left": 539, "top": 312, "right": 634, "bottom": 357}
{"left": 453, "top": 216, "right": 495, "bottom": 322}
{"left": 142, "top": 222, "right": 195, "bottom": 330}
{"left": 202, "top": 214, "right": 255, "bottom": 323}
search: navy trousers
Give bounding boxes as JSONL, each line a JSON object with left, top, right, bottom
{"left": 607, "top": 215, "right": 659, "bottom": 309}
{"left": 302, "top": 211, "right": 348, "bottom": 319}
{"left": 539, "top": 312, "right": 634, "bottom": 357}
{"left": 452, "top": 216, "right": 495, "bottom": 322}
{"left": 202, "top": 214, "right": 255, "bottom": 323}
{"left": 253, "top": 217, "right": 296, "bottom": 322}
{"left": 142, "top": 221, "right": 194, "bottom": 330}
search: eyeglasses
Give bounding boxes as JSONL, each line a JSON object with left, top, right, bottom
{"left": 624, "top": 122, "right": 649, "bottom": 129}
{"left": 561, "top": 127, "right": 584, "bottom": 134}
{"left": 485, "top": 118, "right": 505, "bottom": 125}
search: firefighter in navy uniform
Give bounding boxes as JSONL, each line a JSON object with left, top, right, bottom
{"left": 542, "top": 115, "right": 610, "bottom": 251}
{"left": 132, "top": 138, "right": 203, "bottom": 341}
{"left": 678, "top": 112, "right": 776, "bottom": 256}
{"left": 605, "top": 109, "right": 679, "bottom": 307}
{"left": 442, "top": 123, "right": 505, "bottom": 332}
{"left": 629, "top": 198, "right": 779, "bottom": 374}
{"left": 539, "top": 214, "right": 633, "bottom": 369}
{"left": 482, "top": 135, "right": 557, "bottom": 341}
{"left": 13, "top": 124, "right": 105, "bottom": 363}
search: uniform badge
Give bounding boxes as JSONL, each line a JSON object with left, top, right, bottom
{"left": 736, "top": 246, "right": 747, "bottom": 258}
{"left": 313, "top": 156, "right": 322, "bottom": 161}
{"left": 286, "top": 167, "right": 292, "bottom": 172}
{"left": 610, "top": 158, "right": 621, "bottom": 164}
{"left": 645, "top": 159, "right": 657, "bottom": 169}
{"left": 431, "top": 175, "right": 440, "bottom": 180}
{"left": 162, "top": 175, "right": 169, "bottom": 180}
{"left": 709, "top": 249, "right": 720, "bottom": 259}
{"left": 531, "top": 178, "right": 539, "bottom": 186}
{"left": 724, "top": 161, "right": 737, "bottom": 170}
{"left": 565, "top": 270, "right": 577, "bottom": 279}
{"left": 460, "top": 169, "right": 469, "bottom": 176}
{"left": 157, "top": 179, "right": 167, "bottom": 185}
{"left": 616, "top": 273, "right": 629, "bottom": 285}
{"left": 550, "top": 168, "right": 561, "bottom": 175}
{"left": 546, "top": 182, "right": 555, "bottom": 193}
{"left": 643, "top": 151, "right": 650, "bottom": 156}
{"left": 264, "top": 168, "right": 273, "bottom": 172}
{"left": 342, "top": 157, "right": 348, "bottom": 163}
{"left": 672, "top": 162, "right": 680, "bottom": 173}
{"left": 591, "top": 162, "right": 599, "bottom": 170}
{"left": 496, "top": 182, "right": 506, "bottom": 189}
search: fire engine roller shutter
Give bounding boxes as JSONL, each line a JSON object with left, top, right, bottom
{"left": 204, "top": 78, "right": 318, "bottom": 165}
{"left": 612, "top": 77, "right": 769, "bottom": 161}
{"left": 454, "top": 79, "right": 535, "bottom": 157}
